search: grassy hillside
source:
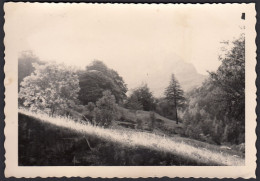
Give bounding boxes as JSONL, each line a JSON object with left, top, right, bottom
{"left": 19, "top": 109, "right": 244, "bottom": 166}
{"left": 116, "top": 107, "right": 184, "bottom": 136}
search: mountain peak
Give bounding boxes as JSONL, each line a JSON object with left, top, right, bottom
{"left": 141, "top": 58, "right": 207, "bottom": 97}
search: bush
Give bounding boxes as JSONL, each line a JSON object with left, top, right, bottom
{"left": 93, "top": 90, "right": 118, "bottom": 127}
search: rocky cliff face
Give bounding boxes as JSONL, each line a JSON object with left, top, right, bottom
{"left": 173, "top": 61, "right": 207, "bottom": 92}
{"left": 140, "top": 58, "right": 207, "bottom": 97}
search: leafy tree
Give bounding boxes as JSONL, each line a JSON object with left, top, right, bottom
{"left": 124, "top": 94, "right": 143, "bottom": 110}
{"left": 183, "top": 35, "right": 245, "bottom": 144}
{"left": 209, "top": 34, "right": 245, "bottom": 124}
{"left": 155, "top": 98, "right": 175, "bottom": 120}
{"left": 208, "top": 35, "right": 245, "bottom": 144}
{"left": 18, "top": 51, "right": 45, "bottom": 91}
{"left": 93, "top": 90, "right": 118, "bottom": 127}
{"left": 79, "top": 60, "right": 127, "bottom": 105}
{"left": 19, "top": 62, "right": 80, "bottom": 116}
{"left": 129, "top": 84, "right": 155, "bottom": 111}
{"left": 164, "top": 74, "right": 185, "bottom": 124}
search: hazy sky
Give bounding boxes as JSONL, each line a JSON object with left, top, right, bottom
{"left": 5, "top": 3, "right": 245, "bottom": 96}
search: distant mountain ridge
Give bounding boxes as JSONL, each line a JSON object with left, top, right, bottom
{"left": 18, "top": 52, "right": 207, "bottom": 98}
{"left": 174, "top": 63, "right": 207, "bottom": 93}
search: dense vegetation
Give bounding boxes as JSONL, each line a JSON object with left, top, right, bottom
{"left": 125, "top": 84, "right": 156, "bottom": 111}
{"left": 78, "top": 60, "right": 128, "bottom": 105}
{"left": 18, "top": 35, "right": 245, "bottom": 165}
{"left": 182, "top": 35, "right": 245, "bottom": 144}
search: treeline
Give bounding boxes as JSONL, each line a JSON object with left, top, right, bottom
{"left": 18, "top": 53, "right": 182, "bottom": 126}
{"left": 18, "top": 34, "right": 245, "bottom": 145}
{"left": 19, "top": 58, "right": 124, "bottom": 127}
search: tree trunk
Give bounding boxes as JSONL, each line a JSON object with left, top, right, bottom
{"left": 174, "top": 97, "right": 178, "bottom": 124}
{"left": 50, "top": 105, "right": 56, "bottom": 116}
{"left": 175, "top": 106, "right": 178, "bottom": 124}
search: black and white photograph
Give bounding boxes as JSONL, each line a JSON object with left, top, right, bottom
{"left": 4, "top": 2, "right": 256, "bottom": 178}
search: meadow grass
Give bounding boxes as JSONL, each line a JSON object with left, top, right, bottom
{"left": 19, "top": 109, "right": 244, "bottom": 166}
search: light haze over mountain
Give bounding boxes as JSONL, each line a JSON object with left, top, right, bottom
{"left": 6, "top": 3, "right": 244, "bottom": 97}
{"left": 124, "top": 56, "right": 207, "bottom": 97}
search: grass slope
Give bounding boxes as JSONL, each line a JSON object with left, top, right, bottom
{"left": 117, "top": 107, "right": 184, "bottom": 135}
{"left": 19, "top": 109, "right": 244, "bottom": 166}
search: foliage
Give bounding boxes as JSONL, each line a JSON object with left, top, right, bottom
{"left": 78, "top": 60, "right": 127, "bottom": 105}
{"left": 86, "top": 102, "right": 96, "bottom": 112}
{"left": 80, "top": 102, "right": 96, "bottom": 124}
{"left": 124, "top": 94, "right": 143, "bottom": 110}
{"left": 208, "top": 34, "right": 245, "bottom": 125}
{"left": 19, "top": 62, "right": 80, "bottom": 116}
{"left": 183, "top": 35, "right": 245, "bottom": 144}
{"left": 164, "top": 74, "right": 186, "bottom": 124}
{"left": 127, "top": 84, "right": 156, "bottom": 111}
{"left": 18, "top": 51, "right": 45, "bottom": 91}
{"left": 93, "top": 90, "right": 118, "bottom": 127}
{"left": 155, "top": 98, "right": 175, "bottom": 120}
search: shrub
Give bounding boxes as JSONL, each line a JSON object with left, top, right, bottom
{"left": 93, "top": 90, "right": 118, "bottom": 127}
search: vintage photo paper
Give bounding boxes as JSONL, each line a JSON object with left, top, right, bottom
{"left": 4, "top": 3, "right": 256, "bottom": 178}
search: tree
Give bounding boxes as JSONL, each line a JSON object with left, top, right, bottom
{"left": 93, "top": 90, "right": 118, "bottom": 127}
{"left": 164, "top": 74, "right": 185, "bottom": 124}
{"left": 208, "top": 35, "right": 245, "bottom": 144}
{"left": 18, "top": 51, "right": 45, "bottom": 91}
{"left": 124, "top": 94, "right": 143, "bottom": 110}
{"left": 19, "top": 62, "right": 80, "bottom": 116}
{"left": 155, "top": 98, "right": 175, "bottom": 120}
{"left": 209, "top": 34, "right": 245, "bottom": 124}
{"left": 78, "top": 60, "right": 127, "bottom": 105}
{"left": 128, "top": 84, "right": 155, "bottom": 111}
{"left": 182, "top": 35, "right": 245, "bottom": 144}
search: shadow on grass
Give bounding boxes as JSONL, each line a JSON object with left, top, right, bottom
{"left": 18, "top": 113, "right": 208, "bottom": 166}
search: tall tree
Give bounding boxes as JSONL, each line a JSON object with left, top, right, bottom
{"left": 164, "top": 74, "right": 185, "bottom": 124}
{"left": 78, "top": 60, "right": 127, "bottom": 105}
{"left": 208, "top": 34, "right": 245, "bottom": 144}
{"left": 19, "top": 62, "right": 80, "bottom": 116}
{"left": 209, "top": 34, "right": 245, "bottom": 124}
